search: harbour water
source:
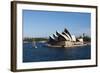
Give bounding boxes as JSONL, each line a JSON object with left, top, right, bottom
{"left": 23, "top": 42, "right": 91, "bottom": 62}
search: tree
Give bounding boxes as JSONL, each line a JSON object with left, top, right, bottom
{"left": 83, "top": 36, "right": 91, "bottom": 42}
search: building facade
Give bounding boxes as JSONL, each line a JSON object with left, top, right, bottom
{"left": 48, "top": 28, "right": 77, "bottom": 47}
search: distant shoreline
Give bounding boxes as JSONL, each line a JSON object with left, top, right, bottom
{"left": 23, "top": 37, "right": 48, "bottom": 43}
{"left": 23, "top": 41, "right": 90, "bottom": 49}
{"left": 45, "top": 43, "right": 90, "bottom": 48}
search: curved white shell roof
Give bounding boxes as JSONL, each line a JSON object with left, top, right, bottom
{"left": 49, "top": 28, "right": 74, "bottom": 42}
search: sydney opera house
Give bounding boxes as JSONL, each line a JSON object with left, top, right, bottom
{"left": 47, "top": 28, "right": 83, "bottom": 48}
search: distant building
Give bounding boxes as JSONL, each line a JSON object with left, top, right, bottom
{"left": 78, "top": 38, "right": 83, "bottom": 42}
{"left": 48, "top": 28, "right": 83, "bottom": 47}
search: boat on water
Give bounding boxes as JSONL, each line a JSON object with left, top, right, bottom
{"left": 32, "top": 41, "right": 37, "bottom": 48}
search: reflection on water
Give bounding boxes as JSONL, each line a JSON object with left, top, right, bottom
{"left": 23, "top": 42, "right": 91, "bottom": 62}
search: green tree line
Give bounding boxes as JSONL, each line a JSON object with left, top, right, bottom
{"left": 23, "top": 38, "right": 48, "bottom": 42}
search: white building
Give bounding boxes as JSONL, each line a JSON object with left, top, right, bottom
{"left": 71, "top": 35, "right": 76, "bottom": 42}
{"left": 48, "top": 28, "right": 83, "bottom": 47}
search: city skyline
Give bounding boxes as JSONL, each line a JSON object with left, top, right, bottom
{"left": 23, "top": 10, "right": 91, "bottom": 38}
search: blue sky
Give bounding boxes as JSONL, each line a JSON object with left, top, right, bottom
{"left": 23, "top": 10, "right": 91, "bottom": 38}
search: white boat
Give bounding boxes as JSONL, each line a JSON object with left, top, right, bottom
{"left": 32, "top": 41, "right": 37, "bottom": 48}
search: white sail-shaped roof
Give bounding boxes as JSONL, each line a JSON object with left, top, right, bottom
{"left": 61, "top": 33, "right": 70, "bottom": 41}
{"left": 56, "top": 31, "right": 66, "bottom": 41}
{"left": 48, "top": 28, "right": 74, "bottom": 45}
{"left": 53, "top": 34, "right": 58, "bottom": 40}
{"left": 62, "top": 32, "right": 72, "bottom": 41}
{"left": 71, "top": 35, "right": 76, "bottom": 41}
{"left": 64, "top": 28, "right": 72, "bottom": 38}
{"left": 56, "top": 31, "right": 70, "bottom": 41}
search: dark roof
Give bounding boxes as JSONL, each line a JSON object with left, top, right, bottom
{"left": 56, "top": 31, "right": 66, "bottom": 41}
{"left": 64, "top": 28, "right": 72, "bottom": 39}
{"left": 53, "top": 34, "right": 58, "bottom": 40}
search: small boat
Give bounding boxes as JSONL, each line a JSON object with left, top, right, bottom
{"left": 32, "top": 41, "right": 37, "bottom": 48}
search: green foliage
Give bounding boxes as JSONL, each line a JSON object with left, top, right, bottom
{"left": 32, "top": 38, "right": 48, "bottom": 42}
{"left": 83, "top": 36, "right": 91, "bottom": 42}
{"left": 23, "top": 38, "right": 48, "bottom": 42}
{"left": 76, "top": 35, "right": 91, "bottom": 42}
{"left": 23, "top": 38, "right": 33, "bottom": 42}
